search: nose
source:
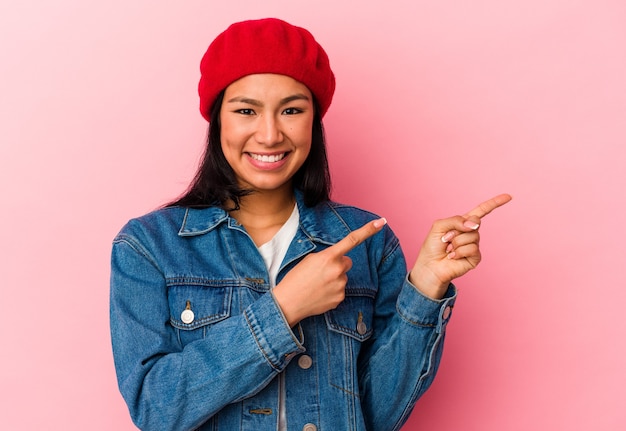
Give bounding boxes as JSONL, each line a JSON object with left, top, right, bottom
{"left": 255, "top": 114, "right": 283, "bottom": 146}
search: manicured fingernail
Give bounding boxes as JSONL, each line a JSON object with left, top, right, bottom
{"left": 441, "top": 231, "right": 455, "bottom": 243}
{"left": 447, "top": 251, "right": 456, "bottom": 259}
{"left": 464, "top": 221, "right": 480, "bottom": 230}
{"left": 446, "top": 243, "right": 453, "bottom": 253}
{"left": 373, "top": 218, "right": 387, "bottom": 228}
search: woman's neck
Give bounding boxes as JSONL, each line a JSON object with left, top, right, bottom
{"left": 228, "top": 188, "right": 296, "bottom": 246}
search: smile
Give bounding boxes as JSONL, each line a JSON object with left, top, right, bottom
{"left": 248, "top": 152, "right": 287, "bottom": 163}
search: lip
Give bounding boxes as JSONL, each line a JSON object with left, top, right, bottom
{"left": 246, "top": 151, "right": 291, "bottom": 170}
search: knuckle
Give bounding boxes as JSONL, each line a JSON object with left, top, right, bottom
{"left": 433, "top": 215, "right": 463, "bottom": 227}
{"left": 343, "top": 256, "right": 353, "bottom": 271}
{"left": 347, "top": 232, "right": 360, "bottom": 247}
{"left": 334, "top": 265, "right": 347, "bottom": 279}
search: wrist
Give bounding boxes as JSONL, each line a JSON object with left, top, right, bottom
{"left": 272, "top": 285, "right": 303, "bottom": 327}
{"left": 408, "top": 267, "right": 449, "bottom": 300}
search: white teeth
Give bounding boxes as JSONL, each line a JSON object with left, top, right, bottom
{"left": 250, "top": 153, "right": 286, "bottom": 163}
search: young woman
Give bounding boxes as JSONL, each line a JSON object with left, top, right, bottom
{"left": 110, "top": 18, "right": 511, "bottom": 431}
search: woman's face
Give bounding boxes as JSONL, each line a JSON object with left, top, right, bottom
{"left": 220, "top": 73, "right": 314, "bottom": 195}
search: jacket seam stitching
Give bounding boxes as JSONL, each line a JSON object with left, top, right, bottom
{"left": 113, "top": 234, "right": 160, "bottom": 269}
{"left": 243, "top": 309, "right": 281, "bottom": 372}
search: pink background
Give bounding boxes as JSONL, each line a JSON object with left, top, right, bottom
{"left": 1, "top": 1, "right": 625, "bottom": 429}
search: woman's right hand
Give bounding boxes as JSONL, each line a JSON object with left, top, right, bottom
{"left": 273, "top": 218, "right": 387, "bottom": 326}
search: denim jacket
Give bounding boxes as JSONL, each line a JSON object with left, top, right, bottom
{"left": 110, "top": 191, "right": 457, "bottom": 431}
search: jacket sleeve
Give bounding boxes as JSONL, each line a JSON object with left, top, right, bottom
{"left": 110, "top": 234, "right": 305, "bottom": 431}
{"left": 357, "top": 228, "right": 457, "bottom": 431}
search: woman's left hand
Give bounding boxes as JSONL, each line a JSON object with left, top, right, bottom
{"left": 409, "top": 194, "right": 512, "bottom": 299}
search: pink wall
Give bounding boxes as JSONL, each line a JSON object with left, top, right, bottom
{"left": 1, "top": 1, "right": 624, "bottom": 429}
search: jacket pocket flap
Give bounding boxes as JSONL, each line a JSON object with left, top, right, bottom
{"left": 167, "top": 281, "right": 232, "bottom": 330}
{"left": 325, "top": 288, "right": 375, "bottom": 341}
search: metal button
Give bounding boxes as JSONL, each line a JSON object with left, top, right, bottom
{"left": 442, "top": 306, "right": 452, "bottom": 320}
{"left": 298, "top": 355, "right": 313, "bottom": 369}
{"left": 181, "top": 300, "right": 195, "bottom": 324}
{"left": 357, "top": 321, "right": 367, "bottom": 335}
{"left": 303, "top": 424, "right": 317, "bottom": 431}
{"left": 356, "top": 311, "right": 367, "bottom": 335}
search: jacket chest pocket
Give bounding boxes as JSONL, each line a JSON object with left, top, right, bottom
{"left": 324, "top": 287, "right": 376, "bottom": 394}
{"left": 167, "top": 280, "right": 233, "bottom": 347}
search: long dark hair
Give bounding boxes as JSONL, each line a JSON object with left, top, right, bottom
{"left": 166, "top": 90, "right": 331, "bottom": 209}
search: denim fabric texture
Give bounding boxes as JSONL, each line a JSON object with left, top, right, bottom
{"left": 110, "top": 190, "right": 457, "bottom": 431}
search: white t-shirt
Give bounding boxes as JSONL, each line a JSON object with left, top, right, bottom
{"left": 257, "top": 204, "right": 300, "bottom": 288}
{"left": 256, "top": 204, "right": 300, "bottom": 431}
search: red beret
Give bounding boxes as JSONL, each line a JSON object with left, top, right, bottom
{"left": 198, "top": 18, "right": 336, "bottom": 122}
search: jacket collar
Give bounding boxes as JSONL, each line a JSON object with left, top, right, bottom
{"left": 178, "top": 189, "right": 350, "bottom": 246}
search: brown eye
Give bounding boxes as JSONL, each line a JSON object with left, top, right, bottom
{"left": 282, "top": 107, "right": 302, "bottom": 115}
{"left": 236, "top": 108, "right": 255, "bottom": 115}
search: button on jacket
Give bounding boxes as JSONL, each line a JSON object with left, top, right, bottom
{"left": 110, "top": 190, "right": 457, "bottom": 431}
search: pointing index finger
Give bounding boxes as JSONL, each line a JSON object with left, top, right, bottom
{"left": 330, "top": 218, "right": 387, "bottom": 256}
{"left": 465, "top": 193, "right": 512, "bottom": 219}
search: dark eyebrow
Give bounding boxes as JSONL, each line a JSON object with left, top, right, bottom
{"left": 226, "top": 97, "right": 262, "bottom": 106}
{"left": 279, "top": 94, "right": 310, "bottom": 105}
{"left": 226, "top": 93, "right": 310, "bottom": 106}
